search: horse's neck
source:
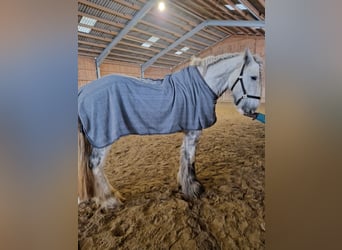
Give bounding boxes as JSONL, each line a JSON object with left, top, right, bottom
{"left": 199, "top": 56, "right": 243, "bottom": 97}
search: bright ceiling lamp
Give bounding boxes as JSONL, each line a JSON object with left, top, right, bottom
{"left": 141, "top": 36, "right": 160, "bottom": 48}
{"left": 78, "top": 16, "right": 97, "bottom": 34}
{"left": 235, "top": 4, "right": 248, "bottom": 10}
{"left": 80, "top": 16, "right": 97, "bottom": 26}
{"left": 158, "top": 1, "right": 165, "bottom": 12}
{"left": 224, "top": 4, "right": 235, "bottom": 10}
{"left": 180, "top": 47, "right": 189, "bottom": 52}
{"left": 148, "top": 36, "right": 160, "bottom": 43}
{"left": 78, "top": 26, "right": 91, "bottom": 33}
{"left": 141, "top": 42, "right": 152, "bottom": 48}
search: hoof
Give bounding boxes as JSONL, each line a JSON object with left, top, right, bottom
{"left": 93, "top": 189, "right": 125, "bottom": 211}
{"left": 180, "top": 180, "right": 205, "bottom": 200}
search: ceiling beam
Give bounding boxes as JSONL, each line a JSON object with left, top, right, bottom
{"left": 78, "top": 40, "right": 107, "bottom": 48}
{"left": 197, "top": 0, "right": 244, "bottom": 34}
{"left": 78, "top": 0, "right": 132, "bottom": 20}
{"left": 113, "top": 0, "right": 141, "bottom": 10}
{"left": 170, "top": 1, "right": 233, "bottom": 36}
{"left": 109, "top": 52, "right": 149, "bottom": 61}
{"left": 78, "top": 32, "right": 112, "bottom": 43}
{"left": 78, "top": 11, "right": 124, "bottom": 29}
{"left": 78, "top": 24, "right": 118, "bottom": 36}
{"left": 110, "top": 46, "right": 155, "bottom": 58}
{"left": 256, "top": 0, "right": 265, "bottom": 9}
{"left": 142, "top": 20, "right": 265, "bottom": 71}
{"left": 224, "top": 0, "right": 262, "bottom": 35}
{"left": 79, "top": 47, "right": 102, "bottom": 54}
{"left": 131, "top": 28, "right": 173, "bottom": 43}
{"left": 96, "top": 0, "right": 157, "bottom": 66}
{"left": 138, "top": 20, "right": 213, "bottom": 47}
{"left": 238, "top": 0, "right": 264, "bottom": 20}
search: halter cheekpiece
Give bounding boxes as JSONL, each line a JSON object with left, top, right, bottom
{"left": 230, "top": 62, "right": 261, "bottom": 106}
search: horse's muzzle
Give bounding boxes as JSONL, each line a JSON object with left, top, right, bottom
{"left": 243, "top": 111, "right": 258, "bottom": 119}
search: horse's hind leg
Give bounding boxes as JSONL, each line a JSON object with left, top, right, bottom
{"left": 90, "top": 146, "right": 124, "bottom": 209}
{"left": 178, "top": 130, "right": 204, "bottom": 199}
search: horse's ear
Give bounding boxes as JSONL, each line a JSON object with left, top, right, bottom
{"left": 244, "top": 48, "right": 254, "bottom": 64}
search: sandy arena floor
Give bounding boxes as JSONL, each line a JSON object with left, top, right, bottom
{"left": 78, "top": 102, "right": 265, "bottom": 249}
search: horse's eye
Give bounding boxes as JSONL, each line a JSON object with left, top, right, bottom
{"left": 251, "top": 76, "right": 257, "bottom": 81}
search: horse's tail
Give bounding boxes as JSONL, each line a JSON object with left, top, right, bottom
{"left": 78, "top": 121, "right": 95, "bottom": 202}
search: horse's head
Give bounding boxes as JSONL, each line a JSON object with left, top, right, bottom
{"left": 230, "top": 48, "right": 262, "bottom": 116}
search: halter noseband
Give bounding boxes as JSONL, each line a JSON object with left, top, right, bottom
{"left": 230, "top": 62, "right": 261, "bottom": 106}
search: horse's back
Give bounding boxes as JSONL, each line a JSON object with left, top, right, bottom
{"left": 78, "top": 67, "right": 217, "bottom": 148}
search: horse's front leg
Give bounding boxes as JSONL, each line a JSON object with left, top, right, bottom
{"left": 178, "top": 130, "right": 204, "bottom": 199}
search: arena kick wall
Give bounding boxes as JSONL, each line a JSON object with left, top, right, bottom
{"left": 78, "top": 58, "right": 171, "bottom": 87}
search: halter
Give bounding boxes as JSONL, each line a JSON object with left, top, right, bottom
{"left": 230, "top": 62, "right": 261, "bottom": 106}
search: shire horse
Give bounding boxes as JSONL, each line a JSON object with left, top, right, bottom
{"left": 78, "top": 49, "right": 263, "bottom": 209}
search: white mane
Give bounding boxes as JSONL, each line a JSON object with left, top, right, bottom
{"left": 190, "top": 52, "right": 263, "bottom": 80}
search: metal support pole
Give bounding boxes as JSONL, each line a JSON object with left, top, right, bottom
{"left": 96, "top": 0, "right": 157, "bottom": 67}
{"left": 140, "top": 65, "right": 144, "bottom": 79}
{"left": 141, "top": 20, "right": 265, "bottom": 72}
{"left": 95, "top": 59, "right": 101, "bottom": 79}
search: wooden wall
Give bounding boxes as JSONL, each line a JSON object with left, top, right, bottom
{"left": 78, "top": 35, "right": 265, "bottom": 102}
{"left": 78, "top": 56, "right": 96, "bottom": 87}
{"left": 78, "top": 56, "right": 171, "bottom": 87}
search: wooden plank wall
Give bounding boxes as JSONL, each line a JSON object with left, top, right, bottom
{"left": 78, "top": 35, "right": 265, "bottom": 103}
{"left": 78, "top": 57, "right": 171, "bottom": 87}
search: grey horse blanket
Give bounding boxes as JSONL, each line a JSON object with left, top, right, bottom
{"left": 78, "top": 66, "right": 218, "bottom": 148}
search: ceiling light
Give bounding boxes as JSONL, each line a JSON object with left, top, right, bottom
{"left": 235, "top": 4, "right": 248, "bottom": 10}
{"left": 80, "top": 16, "right": 97, "bottom": 26}
{"left": 78, "top": 25, "right": 91, "bottom": 34}
{"left": 148, "top": 36, "right": 160, "bottom": 43}
{"left": 141, "top": 42, "right": 152, "bottom": 48}
{"left": 158, "top": 2, "right": 165, "bottom": 11}
{"left": 224, "top": 4, "right": 235, "bottom": 10}
{"left": 180, "top": 47, "right": 189, "bottom": 52}
{"left": 175, "top": 51, "right": 182, "bottom": 55}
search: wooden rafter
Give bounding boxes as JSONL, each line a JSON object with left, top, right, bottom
{"left": 256, "top": 0, "right": 265, "bottom": 9}
{"left": 239, "top": 0, "right": 265, "bottom": 20}
{"left": 106, "top": 56, "right": 145, "bottom": 64}
{"left": 79, "top": 40, "right": 107, "bottom": 48}
{"left": 118, "top": 40, "right": 161, "bottom": 53}
{"left": 223, "top": 0, "right": 263, "bottom": 35}
{"left": 113, "top": 0, "right": 141, "bottom": 10}
{"left": 170, "top": 1, "right": 233, "bottom": 36}
{"left": 147, "top": 12, "right": 219, "bottom": 43}
{"left": 111, "top": 46, "right": 155, "bottom": 58}
{"left": 78, "top": 24, "right": 118, "bottom": 36}
{"left": 78, "top": 32, "right": 112, "bottom": 43}
{"left": 79, "top": 47, "right": 102, "bottom": 54}
{"left": 108, "top": 52, "right": 149, "bottom": 61}
{"left": 78, "top": 0, "right": 132, "bottom": 20}
{"left": 138, "top": 20, "right": 213, "bottom": 47}
{"left": 78, "top": 11, "right": 124, "bottom": 29}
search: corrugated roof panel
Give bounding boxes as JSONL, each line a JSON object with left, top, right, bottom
{"left": 141, "top": 14, "right": 188, "bottom": 37}
{"left": 135, "top": 23, "right": 179, "bottom": 41}
{"left": 95, "top": 22, "right": 121, "bottom": 33}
